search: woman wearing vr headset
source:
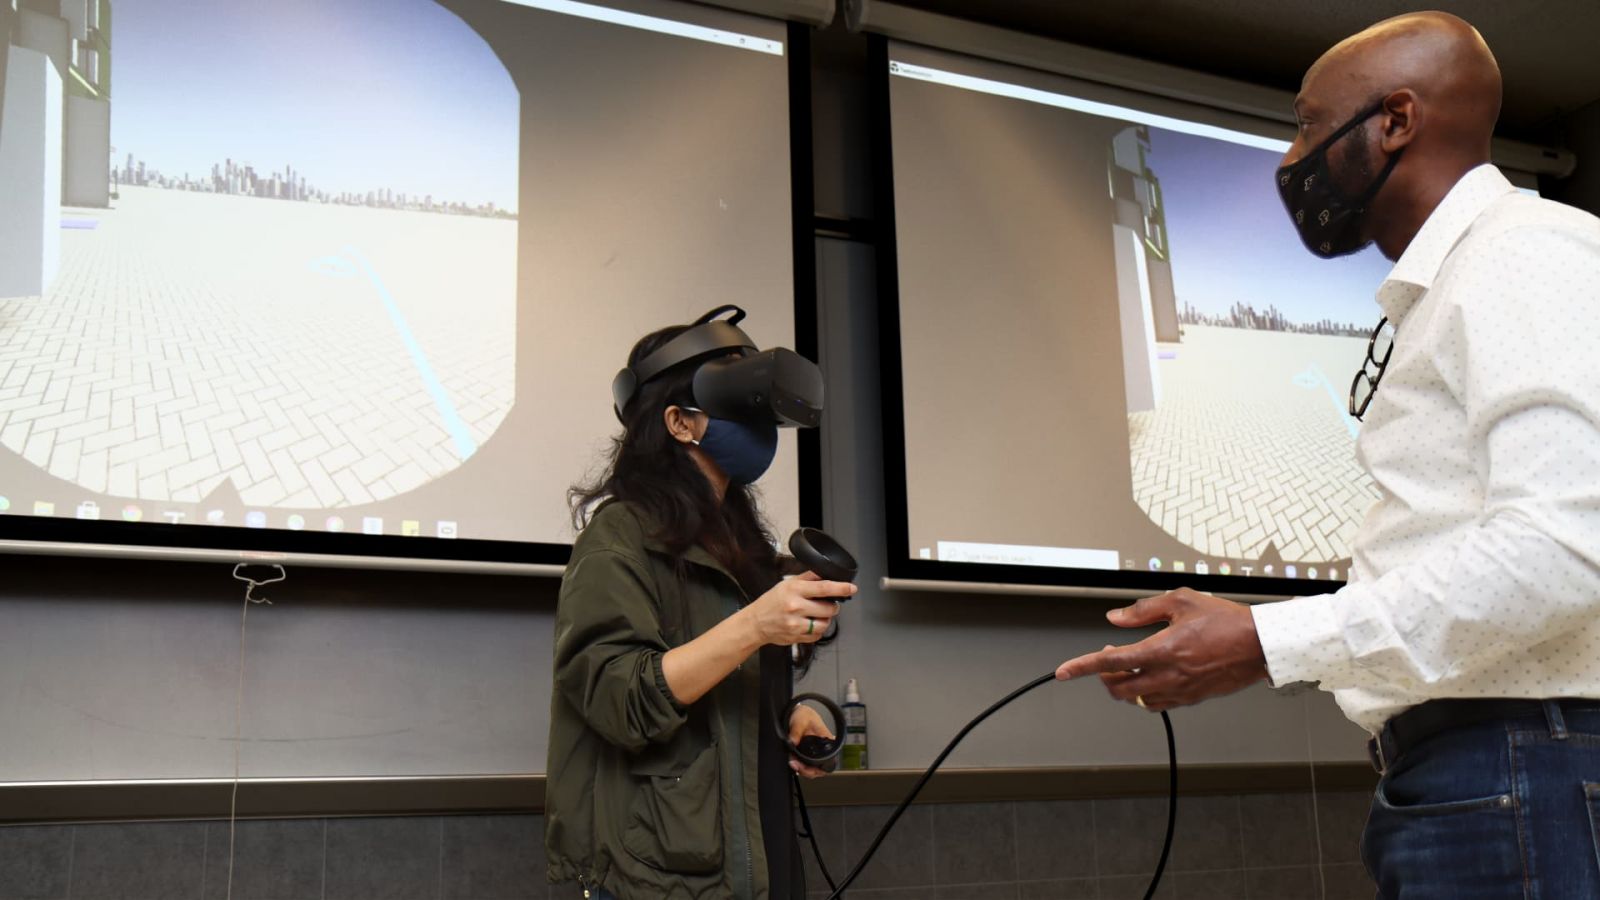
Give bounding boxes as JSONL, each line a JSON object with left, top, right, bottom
{"left": 546, "top": 310, "right": 853, "bottom": 899}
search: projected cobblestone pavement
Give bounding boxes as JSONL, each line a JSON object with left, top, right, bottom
{"left": 0, "top": 187, "right": 515, "bottom": 508}
{"left": 1128, "top": 325, "right": 1380, "bottom": 563}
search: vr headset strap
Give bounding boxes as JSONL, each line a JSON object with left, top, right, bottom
{"left": 613, "top": 306, "right": 756, "bottom": 417}
{"left": 630, "top": 319, "right": 755, "bottom": 385}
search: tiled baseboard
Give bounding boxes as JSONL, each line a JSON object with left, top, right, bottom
{"left": 798, "top": 792, "right": 1374, "bottom": 899}
{"left": 0, "top": 790, "right": 1377, "bottom": 899}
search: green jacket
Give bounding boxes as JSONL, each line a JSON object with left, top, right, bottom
{"left": 546, "top": 501, "right": 771, "bottom": 899}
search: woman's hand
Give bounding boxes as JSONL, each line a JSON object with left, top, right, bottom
{"left": 787, "top": 703, "right": 835, "bottom": 779}
{"left": 665, "top": 574, "right": 852, "bottom": 707}
{"left": 744, "top": 572, "right": 854, "bottom": 647}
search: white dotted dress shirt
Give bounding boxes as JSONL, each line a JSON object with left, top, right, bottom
{"left": 1252, "top": 164, "right": 1600, "bottom": 734}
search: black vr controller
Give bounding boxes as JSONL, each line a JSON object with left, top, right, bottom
{"left": 780, "top": 528, "right": 859, "bottom": 770}
{"left": 789, "top": 527, "right": 858, "bottom": 584}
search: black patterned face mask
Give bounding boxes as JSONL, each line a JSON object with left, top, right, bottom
{"left": 1276, "top": 101, "right": 1402, "bottom": 258}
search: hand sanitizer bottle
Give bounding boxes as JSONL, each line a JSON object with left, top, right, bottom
{"left": 840, "top": 678, "right": 868, "bottom": 770}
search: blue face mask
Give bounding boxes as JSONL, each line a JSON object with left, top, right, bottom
{"left": 692, "top": 415, "right": 778, "bottom": 486}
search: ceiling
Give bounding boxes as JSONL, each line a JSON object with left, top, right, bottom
{"left": 891, "top": 0, "right": 1600, "bottom": 141}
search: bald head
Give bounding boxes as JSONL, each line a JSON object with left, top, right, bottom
{"left": 1299, "top": 11, "right": 1501, "bottom": 162}
{"left": 1283, "top": 12, "right": 1504, "bottom": 260}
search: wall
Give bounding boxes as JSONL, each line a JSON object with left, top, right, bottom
{"left": 0, "top": 44, "right": 62, "bottom": 299}
{"left": 0, "top": 556, "right": 555, "bottom": 782}
{"left": 0, "top": 16, "right": 1377, "bottom": 791}
{"left": 63, "top": 94, "right": 109, "bottom": 208}
{"left": 0, "top": 789, "right": 1380, "bottom": 899}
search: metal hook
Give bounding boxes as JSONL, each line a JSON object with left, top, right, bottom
{"left": 231, "top": 564, "right": 286, "bottom": 605}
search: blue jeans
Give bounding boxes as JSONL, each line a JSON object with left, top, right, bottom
{"left": 1362, "top": 701, "right": 1600, "bottom": 898}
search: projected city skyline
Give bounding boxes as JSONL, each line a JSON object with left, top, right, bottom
{"left": 1177, "top": 301, "right": 1368, "bottom": 337}
{"left": 113, "top": 153, "right": 517, "bottom": 219}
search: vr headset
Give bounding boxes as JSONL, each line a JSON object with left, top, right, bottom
{"left": 611, "top": 305, "right": 824, "bottom": 428}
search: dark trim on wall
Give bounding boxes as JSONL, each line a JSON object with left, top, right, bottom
{"left": 867, "top": 33, "right": 913, "bottom": 582}
{"left": 789, "top": 21, "right": 824, "bottom": 529}
{"left": 0, "top": 776, "right": 546, "bottom": 826}
{"left": 813, "top": 215, "right": 875, "bottom": 242}
{"left": 0, "top": 763, "right": 1375, "bottom": 825}
{"left": 800, "top": 761, "right": 1377, "bottom": 806}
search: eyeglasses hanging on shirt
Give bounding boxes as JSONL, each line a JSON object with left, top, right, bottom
{"left": 1349, "top": 317, "right": 1397, "bottom": 421}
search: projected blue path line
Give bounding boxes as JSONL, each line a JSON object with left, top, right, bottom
{"left": 313, "top": 247, "right": 479, "bottom": 460}
{"left": 1294, "top": 363, "right": 1360, "bottom": 440}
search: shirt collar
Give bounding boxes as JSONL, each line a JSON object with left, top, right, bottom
{"left": 1377, "top": 164, "right": 1516, "bottom": 323}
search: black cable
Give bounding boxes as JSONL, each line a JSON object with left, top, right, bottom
{"left": 805, "top": 672, "right": 1178, "bottom": 900}
{"left": 793, "top": 772, "right": 840, "bottom": 894}
{"left": 1149, "top": 708, "right": 1177, "bottom": 900}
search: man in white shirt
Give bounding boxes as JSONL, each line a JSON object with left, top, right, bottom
{"left": 1057, "top": 11, "right": 1600, "bottom": 897}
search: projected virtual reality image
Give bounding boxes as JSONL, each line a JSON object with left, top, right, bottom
{"left": 0, "top": 0, "right": 796, "bottom": 548}
{"left": 889, "top": 44, "right": 1397, "bottom": 584}
{"left": 1117, "top": 126, "right": 1385, "bottom": 570}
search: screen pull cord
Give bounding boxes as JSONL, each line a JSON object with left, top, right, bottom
{"left": 225, "top": 564, "right": 286, "bottom": 900}
{"left": 1303, "top": 689, "right": 1329, "bottom": 900}
{"left": 803, "top": 673, "right": 1177, "bottom": 900}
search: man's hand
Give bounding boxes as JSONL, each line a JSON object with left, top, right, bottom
{"left": 1055, "top": 588, "right": 1270, "bottom": 711}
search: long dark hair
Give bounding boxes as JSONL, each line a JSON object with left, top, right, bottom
{"left": 571, "top": 325, "right": 831, "bottom": 667}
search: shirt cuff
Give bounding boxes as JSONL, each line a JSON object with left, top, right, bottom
{"left": 1251, "top": 593, "right": 1348, "bottom": 686}
{"left": 650, "top": 651, "right": 690, "bottom": 714}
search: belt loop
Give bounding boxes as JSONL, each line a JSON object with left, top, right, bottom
{"left": 1543, "top": 699, "right": 1569, "bottom": 740}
